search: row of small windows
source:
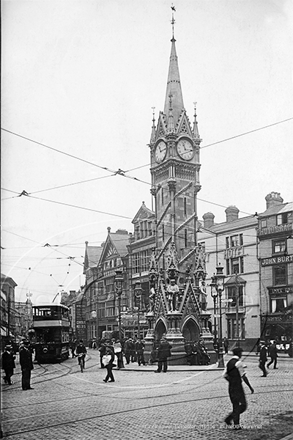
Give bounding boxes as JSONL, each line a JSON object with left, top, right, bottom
{"left": 103, "top": 258, "right": 121, "bottom": 271}
{"left": 135, "top": 221, "right": 154, "bottom": 240}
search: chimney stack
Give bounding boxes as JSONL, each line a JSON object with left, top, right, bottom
{"left": 265, "top": 192, "right": 283, "bottom": 210}
{"left": 225, "top": 206, "right": 239, "bottom": 223}
{"left": 202, "top": 212, "right": 215, "bottom": 229}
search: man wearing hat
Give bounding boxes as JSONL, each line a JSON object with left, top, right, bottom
{"left": 223, "top": 347, "right": 254, "bottom": 430}
{"left": 258, "top": 340, "right": 268, "bottom": 377}
{"left": 2, "top": 345, "right": 16, "bottom": 385}
{"left": 19, "top": 340, "right": 34, "bottom": 390}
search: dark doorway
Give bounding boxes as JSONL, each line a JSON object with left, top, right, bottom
{"left": 182, "top": 319, "right": 200, "bottom": 342}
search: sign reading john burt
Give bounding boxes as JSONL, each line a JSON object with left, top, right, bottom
{"left": 261, "top": 254, "right": 293, "bottom": 266}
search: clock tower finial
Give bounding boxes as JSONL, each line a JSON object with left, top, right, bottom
{"left": 171, "top": 4, "right": 176, "bottom": 41}
{"left": 164, "top": 5, "right": 184, "bottom": 126}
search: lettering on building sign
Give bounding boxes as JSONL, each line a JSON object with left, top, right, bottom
{"left": 268, "top": 286, "right": 293, "bottom": 295}
{"left": 261, "top": 254, "right": 293, "bottom": 266}
{"left": 224, "top": 246, "right": 244, "bottom": 259}
{"left": 257, "top": 223, "right": 292, "bottom": 237}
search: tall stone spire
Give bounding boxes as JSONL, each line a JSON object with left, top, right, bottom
{"left": 163, "top": 11, "right": 184, "bottom": 126}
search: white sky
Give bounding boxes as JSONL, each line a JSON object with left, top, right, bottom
{"left": 2, "top": 0, "right": 293, "bottom": 305}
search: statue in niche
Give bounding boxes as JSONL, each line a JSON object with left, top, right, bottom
{"left": 167, "top": 279, "right": 179, "bottom": 312}
{"left": 148, "top": 287, "right": 156, "bottom": 312}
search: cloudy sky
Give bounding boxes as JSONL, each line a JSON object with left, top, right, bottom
{"left": 2, "top": 0, "right": 293, "bottom": 305}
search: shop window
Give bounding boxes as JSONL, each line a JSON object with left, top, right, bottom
{"left": 272, "top": 239, "right": 286, "bottom": 255}
{"left": 271, "top": 297, "right": 287, "bottom": 313}
{"left": 273, "top": 265, "right": 286, "bottom": 286}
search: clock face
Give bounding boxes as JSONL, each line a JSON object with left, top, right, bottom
{"left": 177, "top": 139, "right": 194, "bottom": 160}
{"left": 155, "top": 141, "right": 167, "bottom": 163}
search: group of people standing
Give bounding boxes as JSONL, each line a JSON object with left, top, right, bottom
{"left": 2, "top": 340, "right": 34, "bottom": 390}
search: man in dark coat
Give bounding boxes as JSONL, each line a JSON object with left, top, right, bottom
{"left": 223, "top": 347, "right": 254, "bottom": 430}
{"left": 258, "top": 340, "right": 268, "bottom": 377}
{"left": 19, "top": 340, "right": 34, "bottom": 390}
{"left": 267, "top": 341, "right": 278, "bottom": 369}
{"left": 135, "top": 338, "right": 145, "bottom": 366}
{"left": 155, "top": 336, "right": 172, "bottom": 373}
{"left": 2, "top": 345, "right": 16, "bottom": 385}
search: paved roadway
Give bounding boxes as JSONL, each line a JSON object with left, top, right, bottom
{"left": 1, "top": 349, "right": 293, "bottom": 440}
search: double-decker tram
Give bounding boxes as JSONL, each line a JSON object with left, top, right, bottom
{"left": 30, "top": 304, "right": 70, "bottom": 362}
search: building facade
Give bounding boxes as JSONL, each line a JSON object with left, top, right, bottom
{"left": 257, "top": 192, "right": 293, "bottom": 347}
{"left": 1, "top": 273, "right": 17, "bottom": 348}
{"left": 198, "top": 206, "right": 260, "bottom": 352}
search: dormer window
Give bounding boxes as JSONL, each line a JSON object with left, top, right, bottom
{"left": 277, "top": 213, "right": 288, "bottom": 225}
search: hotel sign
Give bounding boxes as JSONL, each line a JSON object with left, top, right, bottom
{"left": 224, "top": 246, "right": 244, "bottom": 259}
{"left": 257, "top": 223, "right": 292, "bottom": 237}
{"left": 261, "top": 254, "right": 293, "bottom": 266}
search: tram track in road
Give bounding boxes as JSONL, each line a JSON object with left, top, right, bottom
{"left": 3, "top": 385, "right": 293, "bottom": 438}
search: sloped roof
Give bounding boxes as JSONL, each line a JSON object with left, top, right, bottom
{"left": 87, "top": 246, "right": 103, "bottom": 267}
{"left": 225, "top": 274, "right": 246, "bottom": 285}
{"left": 109, "top": 232, "right": 129, "bottom": 257}
{"left": 258, "top": 202, "right": 293, "bottom": 218}
{"left": 84, "top": 245, "right": 103, "bottom": 274}
{"left": 199, "top": 215, "right": 258, "bottom": 236}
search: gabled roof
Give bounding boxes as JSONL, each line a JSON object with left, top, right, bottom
{"left": 132, "top": 202, "right": 155, "bottom": 224}
{"left": 99, "top": 229, "right": 129, "bottom": 263}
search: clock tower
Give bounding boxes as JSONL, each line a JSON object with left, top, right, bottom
{"left": 149, "top": 15, "right": 201, "bottom": 274}
{"left": 144, "top": 11, "right": 213, "bottom": 365}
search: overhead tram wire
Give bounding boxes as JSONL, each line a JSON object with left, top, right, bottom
{"left": 3, "top": 116, "right": 292, "bottom": 193}
{"left": 1, "top": 127, "right": 150, "bottom": 187}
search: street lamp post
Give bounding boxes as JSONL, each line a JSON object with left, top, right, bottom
{"left": 134, "top": 282, "right": 143, "bottom": 339}
{"left": 210, "top": 263, "right": 225, "bottom": 368}
{"left": 115, "top": 270, "right": 124, "bottom": 368}
{"left": 211, "top": 287, "right": 218, "bottom": 346}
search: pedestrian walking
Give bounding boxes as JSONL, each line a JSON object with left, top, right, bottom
{"left": 98, "top": 339, "right": 107, "bottom": 368}
{"left": 223, "top": 337, "right": 229, "bottom": 354}
{"left": 258, "top": 340, "right": 268, "bottom": 377}
{"left": 155, "top": 336, "right": 172, "bottom": 373}
{"left": 267, "top": 341, "right": 278, "bottom": 369}
{"left": 223, "top": 347, "right": 254, "bottom": 430}
{"left": 2, "top": 345, "right": 16, "bottom": 385}
{"left": 102, "top": 348, "right": 115, "bottom": 383}
{"left": 19, "top": 340, "right": 34, "bottom": 390}
{"left": 113, "top": 339, "right": 124, "bottom": 369}
{"left": 135, "top": 338, "right": 145, "bottom": 366}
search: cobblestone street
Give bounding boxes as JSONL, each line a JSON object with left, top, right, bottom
{"left": 2, "top": 350, "right": 293, "bottom": 439}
